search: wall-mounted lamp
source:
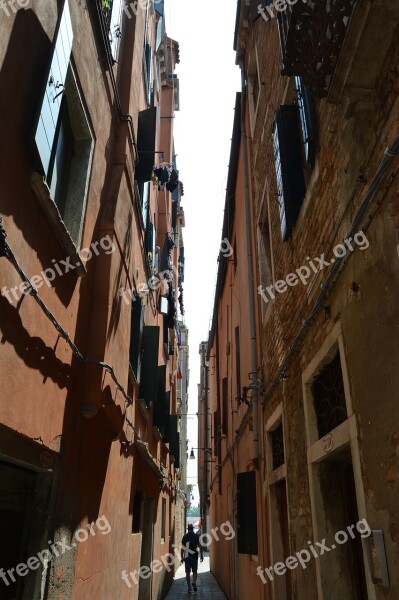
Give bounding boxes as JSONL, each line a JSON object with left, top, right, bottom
{"left": 189, "top": 447, "right": 212, "bottom": 460}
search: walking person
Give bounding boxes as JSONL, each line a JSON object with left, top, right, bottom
{"left": 181, "top": 523, "right": 204, "bottom": 593}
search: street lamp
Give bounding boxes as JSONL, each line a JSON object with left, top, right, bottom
{"left": 189, "top": 447, "right": 212, "bottom": 460}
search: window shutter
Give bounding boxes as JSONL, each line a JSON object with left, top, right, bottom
{"left": 237, "top": 471, "right": 258, "bottom": 555}
{"left": 135, "top": 107, "right": 157, "bottom": 182}
{"left": 154, "top": 365, "right": 168, "bottom": 436}
{"left": 139, "top": 326, "right": 160, "bottom": 406}
{"left": 168, "top": 415, "right": 180, "bottom": 468}
{"left": 273, "top": 105, "right": 306, "bottom": 240}
{"left": 155, "top": 0, "right": 164, "bottom": 16}
{"left": 129, "top": 297, "right": 144, "bottom": 383}
{"left": 145, "top": 43, "right": 153, "bottom": 100}
{"left": 222, "top": 378, "right": 228, "bottom": 436}
{"left": 145, "top": 222, "right": 154, "bottom": 257}
{"left": 295, "top": 76, "right": 318, "bottom": 167}
{"left": 155, "top": 14, "right": 164, "bottom": 51}
{"left": 109, "top": 0, "right": 123, "bottom": 61}
{"left": 34, "top": 0, "right": 73, "bottom": 177}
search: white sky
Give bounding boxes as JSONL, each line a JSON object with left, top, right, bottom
{"left": 165, "top": 0, "right": 241, "bottom": 505}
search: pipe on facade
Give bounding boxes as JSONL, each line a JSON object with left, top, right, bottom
{"left": 239, "top": 60, "right": 259, "bottom": 466}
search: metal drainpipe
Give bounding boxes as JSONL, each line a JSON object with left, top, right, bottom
{"left": 239, "top": 60, "right": 259, "bottom": 466}
{"left": 240, "top": 59, "right": 269, "bottom": 600}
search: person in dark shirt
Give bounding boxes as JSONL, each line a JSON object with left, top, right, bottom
{"left": 181, "top": 523, "right": 203, "bottom": 593}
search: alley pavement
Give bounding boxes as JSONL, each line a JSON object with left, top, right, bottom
{"left": 164, "top": 554, "right": 227, "bottom": 599}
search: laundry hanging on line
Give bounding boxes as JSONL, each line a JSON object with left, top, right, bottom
{"left": 152, "top": 163, "right": 179, "bottom": 193}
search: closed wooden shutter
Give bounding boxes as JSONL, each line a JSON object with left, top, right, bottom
{"left": 168, "top": 415, "right": 180, "bottom": 468}
{"left": 129, "top": 297, "right": 144, "bottom": 383}
{"left": 222, "top": 378, "right": 228, "bottom": 436}
{"left": 154, "top": 365, "right": 168, "bottom": 436}
{"left": 237, "top": 471, "right": 258, "bottom": 555}
{"left": 135, "top": 107, "right": 157, "bottom": 182}
{"left": 34, "top": 0, "right": 73, "bottom": 176}
{"left": 139, "top": 326, "right": 160, "bottom": 406}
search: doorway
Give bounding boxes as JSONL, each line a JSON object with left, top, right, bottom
{"left": 138, "top": 496, "right": 154, "bottom": 600}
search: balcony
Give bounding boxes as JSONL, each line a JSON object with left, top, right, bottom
{"left": 277, "top": 0, "right": 355, "bottom": 98}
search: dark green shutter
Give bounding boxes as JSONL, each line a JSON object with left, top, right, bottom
{"left": 129, "top": 297, "right": 144, "bottom": 383}
{"left": 135, "top": 107, "right": 157, "bottom": 182}
{"left": 237, "top": 471, "right": 258, "bottom": 554}
{"left": 139, "top": 326, "right": 160, "bottom": 406}
{"left": 162, "top": 392, "right": 171, "bottom": 442}
{"left": 168, "top": 415, "right": 180, "bottom": 468}
{"left": 154, "top": 366, "right": 168, "bottom": 436}
{"left": 34, "top": 0, "right": 73, "bottom": 176}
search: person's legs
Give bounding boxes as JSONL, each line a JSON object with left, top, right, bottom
{"left": 185, "top": 559, "right": 192, "bottom": 591}
{"left": 192, "top": 556, "right": 199, "bottom": 591}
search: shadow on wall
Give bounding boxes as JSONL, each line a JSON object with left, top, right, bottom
{"left": 0, "top": 293, "right": 71, "bottom": 388}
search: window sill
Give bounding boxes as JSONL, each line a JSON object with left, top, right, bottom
{"left": 30, "top": 173, "right": 86, "bottom": 276}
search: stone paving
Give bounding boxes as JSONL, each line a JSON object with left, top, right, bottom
{"left": 164, "top": 554, "right": 227, "bottom": 600}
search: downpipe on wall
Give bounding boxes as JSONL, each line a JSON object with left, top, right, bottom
{"left": 240, "top": 59, "right": 271, "bottom": 600}
{"left": 239, "top": 60, "right": 259, "bottom": 467}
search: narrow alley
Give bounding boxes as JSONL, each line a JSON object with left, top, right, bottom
{"left": 0, "top": 0, "right": 399, "bottom": 599}
{"left": 164, "top": 555, "right": 226, "bottom": 600}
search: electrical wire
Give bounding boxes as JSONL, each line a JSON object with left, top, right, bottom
{"left": 0, "top": 217, "right": 133, "bottom": 407}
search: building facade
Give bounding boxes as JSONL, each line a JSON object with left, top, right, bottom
{"left": 0, "top": 1, "right": 187, "bottom": 599}
{"left": 200, "top": 1, "right": 399, "bottom": 599}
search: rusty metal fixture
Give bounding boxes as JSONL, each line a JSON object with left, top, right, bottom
{"left": 278, "top": 0, "right": 355, "bottom": 97}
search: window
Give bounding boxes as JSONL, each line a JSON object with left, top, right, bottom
{"left": 161, "top": 498, "right": 166, "bottom": 542}
{"left": 132, "top": 490, "right": 143, "bottom": 533}
{"left": 237, "top": 471, "right": 258, "bottom": 555}
{"left": 295, "top": 76, "right": 318, "bottom": 167}
{"left": 213, "top": 412, "right": 219, "bottom": 457}
{"left": 48, "top": 68, "right": 93, "bottom": 247}
{"left": 145, "top": 219, "right": 157, "bottom": 272}
{"left": 33, "top": 0, "right": 93, "bottom": 249}
{"left": 101, "top": 0, "right": 123, "bottom": 62}
{"left": 273, "top": 105, "right": 306, "bottom": 240}
{"left": 139, "top": 326, "right": 160, "bottom": 407}
{"left": 235, "top": 326, "right": 241, "bottom": 400}
{"left": 135, "top": 107, "right": 157, "bottom": 183}
{"left": 312, "top": 352, "right": 348, "bottom": 438}
{"left": 129, "top": 297, "right": 144, "bottom": 383}
{"left": 271, "top": 422, "right": 285, "bottom": 470}
{"left": 253, "top": 70, "right": 260, "bottom": 108}
{"left": 222, "top": 377, "right": 228, "bottom": 436}
{"left": 168, "top": 415, "right": 180, "bottom": 468}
